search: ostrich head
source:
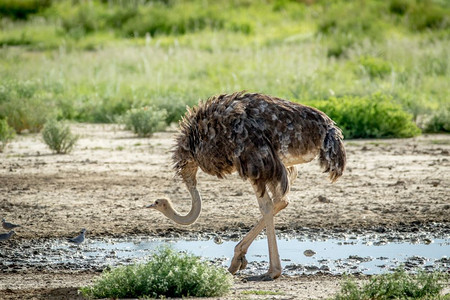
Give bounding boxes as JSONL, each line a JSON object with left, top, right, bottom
{"left": 145, "top": 198, "right": 172, "bottom": 213}
{"left": 145, "top": 196, "right": 201, "bottom": 226}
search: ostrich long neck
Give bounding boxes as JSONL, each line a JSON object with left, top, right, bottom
{"left": 166, "top": 186, "right": 202, "bottom": 225}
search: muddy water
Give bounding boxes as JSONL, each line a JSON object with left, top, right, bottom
{"left": 1, "top": 231, "right": 448, "bottom": 275}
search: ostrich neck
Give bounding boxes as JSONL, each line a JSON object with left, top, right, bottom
{"left": 166, "top": 186, "right": 202, "bottom": 225}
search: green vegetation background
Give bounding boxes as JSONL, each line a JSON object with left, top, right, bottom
{"left": 0, "top": 0, "right": 449, "bottom": 138}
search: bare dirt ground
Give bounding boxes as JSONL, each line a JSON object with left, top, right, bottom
{"left": 1, "top": 124, "right": 449, "bottom": 299}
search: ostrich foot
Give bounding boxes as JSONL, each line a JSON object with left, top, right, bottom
{"left": 245, "top": 272, "right": 279, "bottom": 282}
{"left": 228, "top": 254, "right": 248, "bottom": 274}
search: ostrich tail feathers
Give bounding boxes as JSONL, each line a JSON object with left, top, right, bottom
{"left": 319, "top": 126, "right": 346, "bottom": 182}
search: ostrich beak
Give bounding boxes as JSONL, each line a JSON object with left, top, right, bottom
{"left": 145, "top": 203, "right": 156, "bottom": 209}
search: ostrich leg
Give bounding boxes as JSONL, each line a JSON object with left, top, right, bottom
{"left": 228, "top": 166, "right": 297, "bottom": 276}
{"left": 248, "top": 183, "right": 282, "bottom": 280}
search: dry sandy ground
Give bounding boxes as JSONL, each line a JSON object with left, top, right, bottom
{"left": 1, "top": 124, "right": 449, "bottom": 299}
{"left": 0, "top": 271, "right": 345, "bottom": 300}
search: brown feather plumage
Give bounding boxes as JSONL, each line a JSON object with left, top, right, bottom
{"left": 173, "top": 92, "right": 346, "bottom": 196}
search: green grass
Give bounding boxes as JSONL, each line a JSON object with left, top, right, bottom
{"left": 333, "top": 268, "right": 449, "bottom": 300}
{"left": 1, "top": 0, "right": 449, "bottom": 137}
{"left": 80, "top": 247, "right": 233, "bottom": 299}
{"left": 0, "top": 118, "right": 16, "bottom": 152}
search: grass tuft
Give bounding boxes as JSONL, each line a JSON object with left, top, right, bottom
{"left": 333, "top": 268, "right": 449, "bottom": 300}
{"left": 124, "top": 107, "right": 167, "bottom": 137}
{"left": 41, "top": 119, "right": 78, "bottom": 154}
{"left": 80, "top": 247, "right": 233, "bottom": 299}
{"left": 0, "top": 118, "right": 15, "bottom": 152}
{"left": 423, "top": 106, "right": 450, "bottom": 133}
{"left": 357, "top": 56, "right": 393, "bottom": 79}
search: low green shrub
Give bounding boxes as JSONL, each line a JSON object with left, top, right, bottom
{"left": 104, "top": 5, "right": 138, "bottom": 30}
{"left": 124, "top": 106, "right": 167, "bottom": 137}
{"left": 0, "top": 118, "right": 16, "bottom": 152}
{"left": 0, "top": 80, "right": 56, "bottom": 133}
{"left": 325, "top": 34, "right": 356, "bottom": 58}
{"left": 0, "top": 0, "right": 51, "bottom": 20}
{"left": 309, "top": 94, "right": 421, "bottom": 139}
{"left": 389, "top": 0, "right": 410, "bottom": 16}
{"left": 317, "top": 2, "right": 383, "bottom": 57}
{"left": 424, "top": 106, "right": 450, "bottom": 133}
{"left": 0, "top": 34, "right": 33, "bottom": 46}
{"left": 41, "top": 119, "right": 78, "bottom": 154}
{"left": 407, "top": 2, "right": 449, "bottom": 31}
{"left": 151, "top": 95, "right": 192, "bottom": 125}
{"left": 388, "top": 0, "right": 449, "bottom": 31}
{"left": 58, "top": 1, "right": 104, "bottom": 38}
{"left": 80, "top": 247, "right": 233, "bottom": 299}
{"left": 0, "top": 98, "right": 53, "bottom": 133}
{"left": 333, "top": 268, "right": 449, "bottom": 300}
{"left": 77, "top": 96, "right": 135, "bottom": 123}
{"left": 358, "top": 56, "right": 393, "bottom": 79}
{"left": 121, "top": 2, "right": 225, "bottom": 37}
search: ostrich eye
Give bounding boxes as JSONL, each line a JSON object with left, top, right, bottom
{"left": 155, "top": 200, "right": 159, "bottom": 205}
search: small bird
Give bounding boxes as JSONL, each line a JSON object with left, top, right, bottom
{"left": 2, "top": 218, "right": 21, "bottom": 230}
{"left": 68, "top": 228, "right": 86, "bottom": 244}
{"left": 0, "top": 230, "right": 15, "bottom": 241}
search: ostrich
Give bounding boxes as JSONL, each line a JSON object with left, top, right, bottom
{"left": 146, "top": 91, "right": 346, "bottom": 281}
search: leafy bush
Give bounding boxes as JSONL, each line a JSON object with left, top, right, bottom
{"left": 389, "top": 0, "right": 410, "bottom": 16}
{"left": 309, "top": 94, "right": 421, "bottom": 139}
{"left": 358, "top": 56, "right": 393, "bottom": 79}
{"left": 0, "top": 80, "right": 54, "bottom": 132}
{"left": 317, "top": 2, "right": 383, "bottom": 57}
{"left": 325, "top": 34, "right": 356, "bottom": 58}
{"left": 40, "top": 0, "right": 254, "bottom": 39}
{"left": 424, "top": 106, "right": 450, "bottom": 133}
{"left": 41, "top": 119, "right": 78, "bottom": 154}
{"left": 76, "top": 96, "right": 135, "bottom": 123}
{"left": 0, "top": 0, "right": 51, "bottom": 20}
{"left": 333, "top": 268, "right": 449, "bottom": 300}
{"left": 388, "top": 0, "right": 449, "bottom": 31}
{"left": 0, "top": 98, "right": 53, "bottom": 133}
{"left": 407, "top": 2, "right": 449, "bottom": 31}
{"left": 0, "top": 118, "right": 15, "bottom": 152}
{"left": 104, "top": 6, "right": 138, "bottom": 29}
{"left": 80, "top": 247, "right": 233, "bottom": 299}
{"left": 151, "top": 95, "right": 193, "bottom": 125}
{"left": 121, "top": 2, "right": 225, "bottom": 37}
{"left": 58, "top": 1, "right": 105, "bottom": 38}
{"left": 124, "top": 106, "right": 167, "bottom": 137}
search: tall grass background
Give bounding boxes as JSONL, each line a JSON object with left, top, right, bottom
{"left": 0, "top": 0, "right": 449, "bottom": 138}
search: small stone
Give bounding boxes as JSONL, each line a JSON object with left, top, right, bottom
{"left": 423, "top": 238, "right": 432, "bottom": 245}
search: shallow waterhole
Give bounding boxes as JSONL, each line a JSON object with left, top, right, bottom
{"left": 1, "top": 232, "right": 448, "bottom": 275}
